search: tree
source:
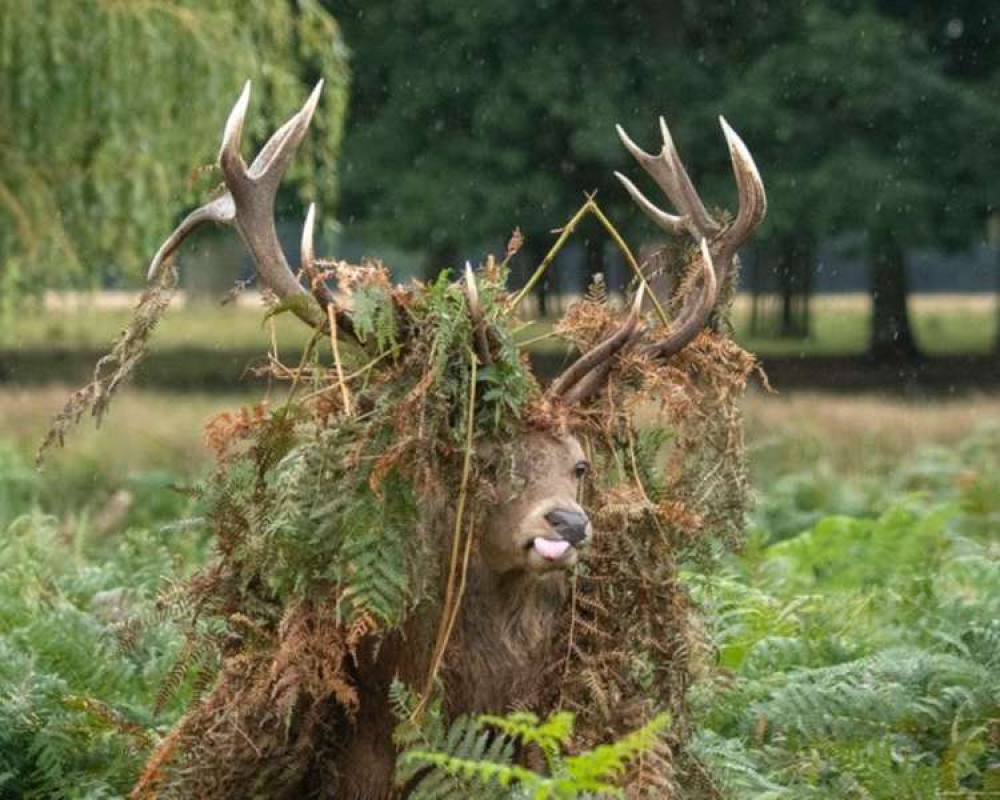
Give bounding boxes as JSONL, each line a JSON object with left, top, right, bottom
{"left": 0, "top": 0, "right": 348, "bottom": 326}
{"left": 332, "top": 0, "right": 745, "bottom": 293}
{"left": 748, "top": 234, "right": 816, "bottom": 340}
{"left": 719, "top": 5, "right": 999, "bottom": 360}
{"left": 853, "top": 0, "right": 1000, "bottom": 359}
{"left": 333, "top": 1, "right": 999, "bottom": 359}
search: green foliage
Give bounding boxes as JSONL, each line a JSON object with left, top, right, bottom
{"left": 337, "top": 1, "right": 1000, "bottom": 276}
{"left": 0, "top": 434, "right": 199, "bottom": 533}
{"left": 335, "top": 0, "right": 712, "bottom": 270}
{"left": 210, "top": 263, "right": 535, "bottom": 626}
{"left": 0, "top": 513, "right": 199, "bottom": 798}
{"left": 690, "top": 424, "right": 1000, "bottom": 797}
{"left": 262, "top": 432, "right": 420, "bottom": 623}
{"left": 413, "top": 266, "right": 536, "bottom": 435}
{"left": 393, "top": 686, "right": 517, "bottom": 800}
{"left": 351, "top": 283, "right": 401, "bottom": 354}
{"left": 721, "top": 5, "right": 998, "bottom": 246}
{"left": 0, "top": 0, "right": 348, "bottom": 326}
{"left": 398, "top": 706, "right": 671, "bottom": 799}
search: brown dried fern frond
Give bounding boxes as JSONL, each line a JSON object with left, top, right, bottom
{"left": 37, "top": 261, "right": 178, "bottom": 464}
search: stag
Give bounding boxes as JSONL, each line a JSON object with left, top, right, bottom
{"left": 134, "top": 82, "right": 764, "bottom": 798}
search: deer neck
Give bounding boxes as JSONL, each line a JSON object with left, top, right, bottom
{"left": 467, "top": 563, "right": 566, "bottom": 636}
{"left": 441, "top": 561, "right": 568, "bottom": 714}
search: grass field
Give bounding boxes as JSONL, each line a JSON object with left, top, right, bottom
{"left": 8, "top": 385, "right": 1000, "bottom": 471}
{"left": 6, "top": 385, "right": 998, "bottom": 517}
{"left": 5, "top": 293, "right": 997, "bottom": 357}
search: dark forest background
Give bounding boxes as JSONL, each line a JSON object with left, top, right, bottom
{"left": 331, "top": 0, "right": 1000, "bottom": 361}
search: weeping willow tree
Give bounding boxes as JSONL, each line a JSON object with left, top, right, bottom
{"left": 0, "top": 0, "right": 348, "bottom": 327}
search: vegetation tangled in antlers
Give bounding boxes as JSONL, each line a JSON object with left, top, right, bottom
{"left": 43, "top": 82, "right": 765, "bottom": 797}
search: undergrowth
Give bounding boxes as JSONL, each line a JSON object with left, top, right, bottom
{"left": 690, "top": 423, "right": 1000, "bottom": 797}
{"left": 395, "top": 703, "right": 672, "bottom": 799}
{"left": 0, "top": 511, "right": 201, "bottom": 798}
{"left": 2, "top": 417, "right": 999, "bottom": 795}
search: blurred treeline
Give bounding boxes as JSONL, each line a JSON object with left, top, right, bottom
{"left": 1, "top": 1, "right": 998, "bottom": 361}
{"left": 333, "top": 0, "right": 1000, "bottom": 360}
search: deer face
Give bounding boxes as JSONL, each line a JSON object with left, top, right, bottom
{"left": 479, "top": 432, "right": 592, "bottom": 575}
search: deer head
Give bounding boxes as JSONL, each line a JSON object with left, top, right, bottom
{"left": 478, "top": 431, "right": 591, "bottom": 574}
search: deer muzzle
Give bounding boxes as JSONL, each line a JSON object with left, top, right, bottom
{"left": 544, "top": 509, "right": 590, "bottom": 547}
{"left": 528, "top": 508, "right": 592, "bottom": 565}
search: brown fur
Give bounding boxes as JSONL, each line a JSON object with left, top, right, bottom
{"left": 329, "top": 569, "right": 569, "bottom": 798}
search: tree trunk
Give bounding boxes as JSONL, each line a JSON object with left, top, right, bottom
{"left": 752, "top": 235, "right": 813, "bottom": 339}
{"left": 776, "top": 235, "right": 814, "bottom": 339}
{"left": 535, "top": 276, "right": 549, "bottom": 318}
{"left": 994, "top": 245, "right": 1000, "bottom": 357}
{"left": 584, "top": 234, "right": 606, "bottom": 294}
{"left": 868, "top": 229, "right": 921, "bottom": 361}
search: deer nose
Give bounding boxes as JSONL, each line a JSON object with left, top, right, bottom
{"left": 544, "top": 509, "right": 590, "bottom": 547}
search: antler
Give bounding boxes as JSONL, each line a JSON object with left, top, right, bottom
{"left": 549, "top": 116, "right": 766, "bottom": 404}
{"left": 547, "top": 284, "right": 645, "bottom": 403}
{"left": 464, "top": 262, "right": 492, "bottom": 365}
{"left": 146, "top": 81, "right": 355, "bottom": 338}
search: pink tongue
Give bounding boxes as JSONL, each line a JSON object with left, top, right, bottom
{"left": 533, "top": 538, "right": 571, "bottom": 560}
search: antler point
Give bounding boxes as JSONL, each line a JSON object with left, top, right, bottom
{"left": 632, "top": 281, "right": 647, "bottom": 312}
{"left": 303, "top": 80, "right": 324, "bottom": 117}
{"left": 615, "top": 123, "right": 646, "bottom": 158}
{"left": 658, "top": 116, "right": 676, "bottom": 150}
{"left": 219, "top": 81, "right": 252, "bottom": 169}
{"left": 301, "top": 203, "right": 317, "bottom": 265}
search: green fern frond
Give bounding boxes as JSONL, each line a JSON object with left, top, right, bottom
{"left": 478, "top": 711, "right": 573, "bottom": 772}
{"left": 400, "top": 710, "right": 670, "bottom": 799}
{"left": 398, "top": 714, "right": 516, "bottom": 799}
{"left": 352, "top": 284, "right": 399, "bottom": 354}
{"left": 559, "top": 713, "right": 671, "bottom": 795}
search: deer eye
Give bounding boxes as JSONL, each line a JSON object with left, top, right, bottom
{"left": 574, "top": 460, "right": 590, "bottom": 479}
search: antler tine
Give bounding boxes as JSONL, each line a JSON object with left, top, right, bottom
{"left": 560, "top": 331, "right": 641, "bottom": 406}
{"left": 147, "top": 195, "right": 235, "bottom": 281}
{"left": 613, "top": 171, "right": 686, "bottom": 235}
{"left": 548, "top": 283, "right": 645, "bottom": 401}
{"left": 145, "top": 81, "right": 340, "bottom": 332}
{"left": 615, "top": 124, "right": 688, "bottom": 234}
{"left": 616, "top": 121, "right": 717, "bottom": 237}
{"left": 300, "top": 203, "right": 359, "bottom": 341}
{"left": 300, "top": 203, "right": 334, "bottom": 309}
{"left": 718, "top": 116, "right": 767, "bottom": 264}
{"left": 657, "top": 117, "right": 717, "bottom": 236}
{"left": 641, "top": 239, "right": 718, "bottom": 360}
{"left": 464, "top": 262, "right": 492, "bottom": 365}
{"left": 218, "top": 80, "right": 251, "bottom": 188}
{"left": 300, "top": 203, "right": 317, "bottom": 268}
{"left": 248, "top": 80, "right": 324, "bottom": 188}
